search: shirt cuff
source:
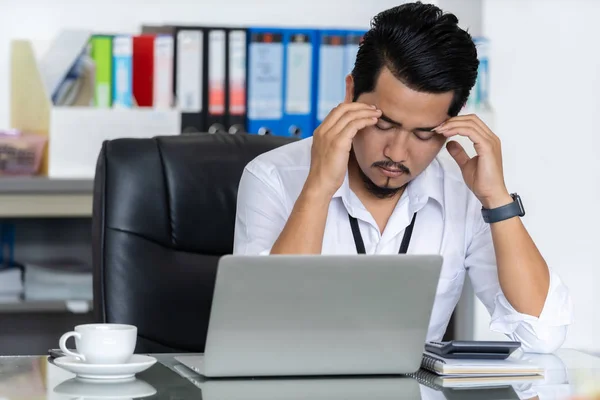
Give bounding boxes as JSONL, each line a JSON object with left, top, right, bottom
{"left": 489, "top": 270, "right": 573, "bottom": 341}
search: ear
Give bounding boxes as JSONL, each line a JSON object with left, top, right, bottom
{"left": 344, "top": 74, "right": 354, "bottom": 103}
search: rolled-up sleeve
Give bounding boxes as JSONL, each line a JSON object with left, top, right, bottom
{"left": 465, "top": 212, "right": 573, "bottom": 354}
{"left": 233, "top": 163, "right": 288, "bottom": 255}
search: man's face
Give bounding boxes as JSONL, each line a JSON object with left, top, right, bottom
{"left": 347, "top": 68, "right": 453, "bottom": 195}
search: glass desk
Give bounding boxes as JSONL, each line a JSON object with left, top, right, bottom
{"left": 0, "top": 349, "right": 599, "bottom": 399}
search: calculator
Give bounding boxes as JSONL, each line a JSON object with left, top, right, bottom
{"left": 425, "top": 340, "right": 521, "bottom": 359}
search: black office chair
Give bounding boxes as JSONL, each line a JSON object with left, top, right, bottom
{"left": 91, "top": 133, "right": 296, "bottom": 353}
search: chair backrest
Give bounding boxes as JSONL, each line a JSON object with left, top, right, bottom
{"left": 92, "top": 133, "right": 296, "bottom": 353}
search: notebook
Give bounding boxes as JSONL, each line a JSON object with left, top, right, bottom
{"left": 410, "top": 368, "right": 544, "bottom": 389}
{"left": 421, "top": 351, "right": 544, "bottom": 377}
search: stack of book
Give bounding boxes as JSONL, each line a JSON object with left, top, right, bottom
{"left": 411, "top": 351, "right": 544, "bottom": 390}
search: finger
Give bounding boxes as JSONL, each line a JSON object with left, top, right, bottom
{"left": 436, "top": 120, "right": 492, "bottom": 140}
{"left": 437, "top": 126, "right": 496, "bottom": 154}
{"left": 446, "top": 141, "right": 470, "bottom": 168}
{"left": 317, "top": 103, "right": 379, "bottom": 134}
{"left": 336, "top": 116, "right": 380, "bottom": 142}
{"left": 436, "top": 122, "right": 490, "bottom": 142}
{"left": 437, "top": 114, "right": 496, "bottom": 142}
{"left": 317, "top": 103, "right": 376, "bottom": 134}
{"left": 327, "top": 108, "right": 382, "bottom": 137}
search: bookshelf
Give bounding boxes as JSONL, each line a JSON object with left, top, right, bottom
{"left": 0, "top": 178, "right": 95, "bottom": 354}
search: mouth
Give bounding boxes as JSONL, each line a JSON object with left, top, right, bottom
{"left": 377, "top": 166, "right": 405, "bottom": 178}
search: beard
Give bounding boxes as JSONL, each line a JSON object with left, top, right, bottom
{"left": 350, "top": 149, "right": 410, "bottom": 199}
{"left": 357, "top": 166, "right": 406, "bottom": 199}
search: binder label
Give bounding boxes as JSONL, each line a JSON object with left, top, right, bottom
{"left": 112, "top": 36, "right": 133, "bottom": 108}
{"left": 154, "top": 35, "right": 174, "bottom": 109}
{"left": 176, "top": 30, "right": 203, "bottom": 112}
{"left": 248, "top": 33, "right": 284, "bottom": 120}
{"left": 285, "top": 34, "right": 312, "bottom": 115}
{"left": 317, "top": 35, "right": 346, "bottom": 121}
{"left": 209, "top": 30, "right": 226, "bottom": 116}
{"left": 229, "top": 30, "right": 247, "bottom": 116}
{"left": 97, "top": 83, "right": 111, "bottom": 108}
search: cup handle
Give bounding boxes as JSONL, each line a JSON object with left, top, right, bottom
{"left": 59, "top": 331, "right": 85, "bottom": 361}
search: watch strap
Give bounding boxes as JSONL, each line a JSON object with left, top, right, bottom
{"left": 481, "top": 194, "right": 525, "bottom": 223}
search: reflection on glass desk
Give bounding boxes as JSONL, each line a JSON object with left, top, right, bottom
{"left": 0, "top": 349, "right": 599, "bottom": 400}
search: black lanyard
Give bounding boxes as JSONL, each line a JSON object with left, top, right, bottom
{"left": 348, "top": 212, "right": 417, "bottom": 254}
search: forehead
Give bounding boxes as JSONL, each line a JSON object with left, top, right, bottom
{"left": 360, "top": 67, "right": 453, "bottom": 127}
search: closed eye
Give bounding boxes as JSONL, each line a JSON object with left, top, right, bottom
{"left": 375, "top": 120, "right": 395, "bottom": 131}
{"left": 413, "top": 130, "right": 436, "bottom": 141}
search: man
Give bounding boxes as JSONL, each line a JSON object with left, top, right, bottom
{"left": 233, "top": 2, "right": 572, "bottom": 353}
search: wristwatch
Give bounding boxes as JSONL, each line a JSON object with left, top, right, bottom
{"left": 481, "top": 193, "right": 525, "bottom": 223}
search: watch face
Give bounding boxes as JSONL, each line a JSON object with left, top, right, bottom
{"left": 513, "top": 194, "right": 525, "bottom": 216}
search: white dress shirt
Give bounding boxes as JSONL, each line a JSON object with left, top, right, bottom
{"left": 233, "top": 137, "right": 573, "bottom": 353}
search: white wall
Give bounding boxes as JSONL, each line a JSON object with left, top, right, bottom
{"left": 483, "top": 0, "right": 600, "bottom": 352}
{"left": 0, "top": 0, "right": 405, "bottom": 130}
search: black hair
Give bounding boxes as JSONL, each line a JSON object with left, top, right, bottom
{"left": 351, "top": 2, "right": 479, "bottom": 117}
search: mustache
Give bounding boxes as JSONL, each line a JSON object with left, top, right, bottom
{"left": 371, "top": 160, "right": 410, "bottom": 175}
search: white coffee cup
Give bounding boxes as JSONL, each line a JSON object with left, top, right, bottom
{"left": 59, "top": 323, "right": 137, "bottom": 364}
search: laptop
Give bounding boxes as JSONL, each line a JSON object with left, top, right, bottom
{"left": 176, "top": 254, "right": 443, "bottom": 378}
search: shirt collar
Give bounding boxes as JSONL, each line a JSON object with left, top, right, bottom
{"left": 333, "top": 159, "right": 445, "bottom": 217}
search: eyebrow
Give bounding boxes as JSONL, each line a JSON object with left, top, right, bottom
{"left": 379, "top": 113, "right": 439, "bottom": 132}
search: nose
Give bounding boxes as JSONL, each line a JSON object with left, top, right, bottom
{"left": 383, "top": 130, "right": 410, "bottom": 162}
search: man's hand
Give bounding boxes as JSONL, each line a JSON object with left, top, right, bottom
{"left": 307, "top": 103, "right": 382, "bottom": 198}
{"left": 434, "top": 114, "right": 513, "bottom": 209}
{"left": 435, "top": 114, "right": 552, "bottom": 321}
{"left": 269, "top": 102, "right": 380, "bottom": 255}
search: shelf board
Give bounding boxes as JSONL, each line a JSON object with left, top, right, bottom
{"left": 0, "top": 177, "right": 93, "bottom": 218}
{"left": 0, "top": 300, "right": 92, "bottom": 314}
{"left": 0, "top": 177, "right": 93, "bottom": 193}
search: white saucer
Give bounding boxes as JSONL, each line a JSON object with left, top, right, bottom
{"left": 53, "top": 377, "right": 157, "bottom": 399}
{"left": 53, "top": 355, "right": 157, "bottom": 381}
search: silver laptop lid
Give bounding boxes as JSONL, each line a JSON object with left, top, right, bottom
{"left": 204, "top": 254, "right": 443, "bottom": 377}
